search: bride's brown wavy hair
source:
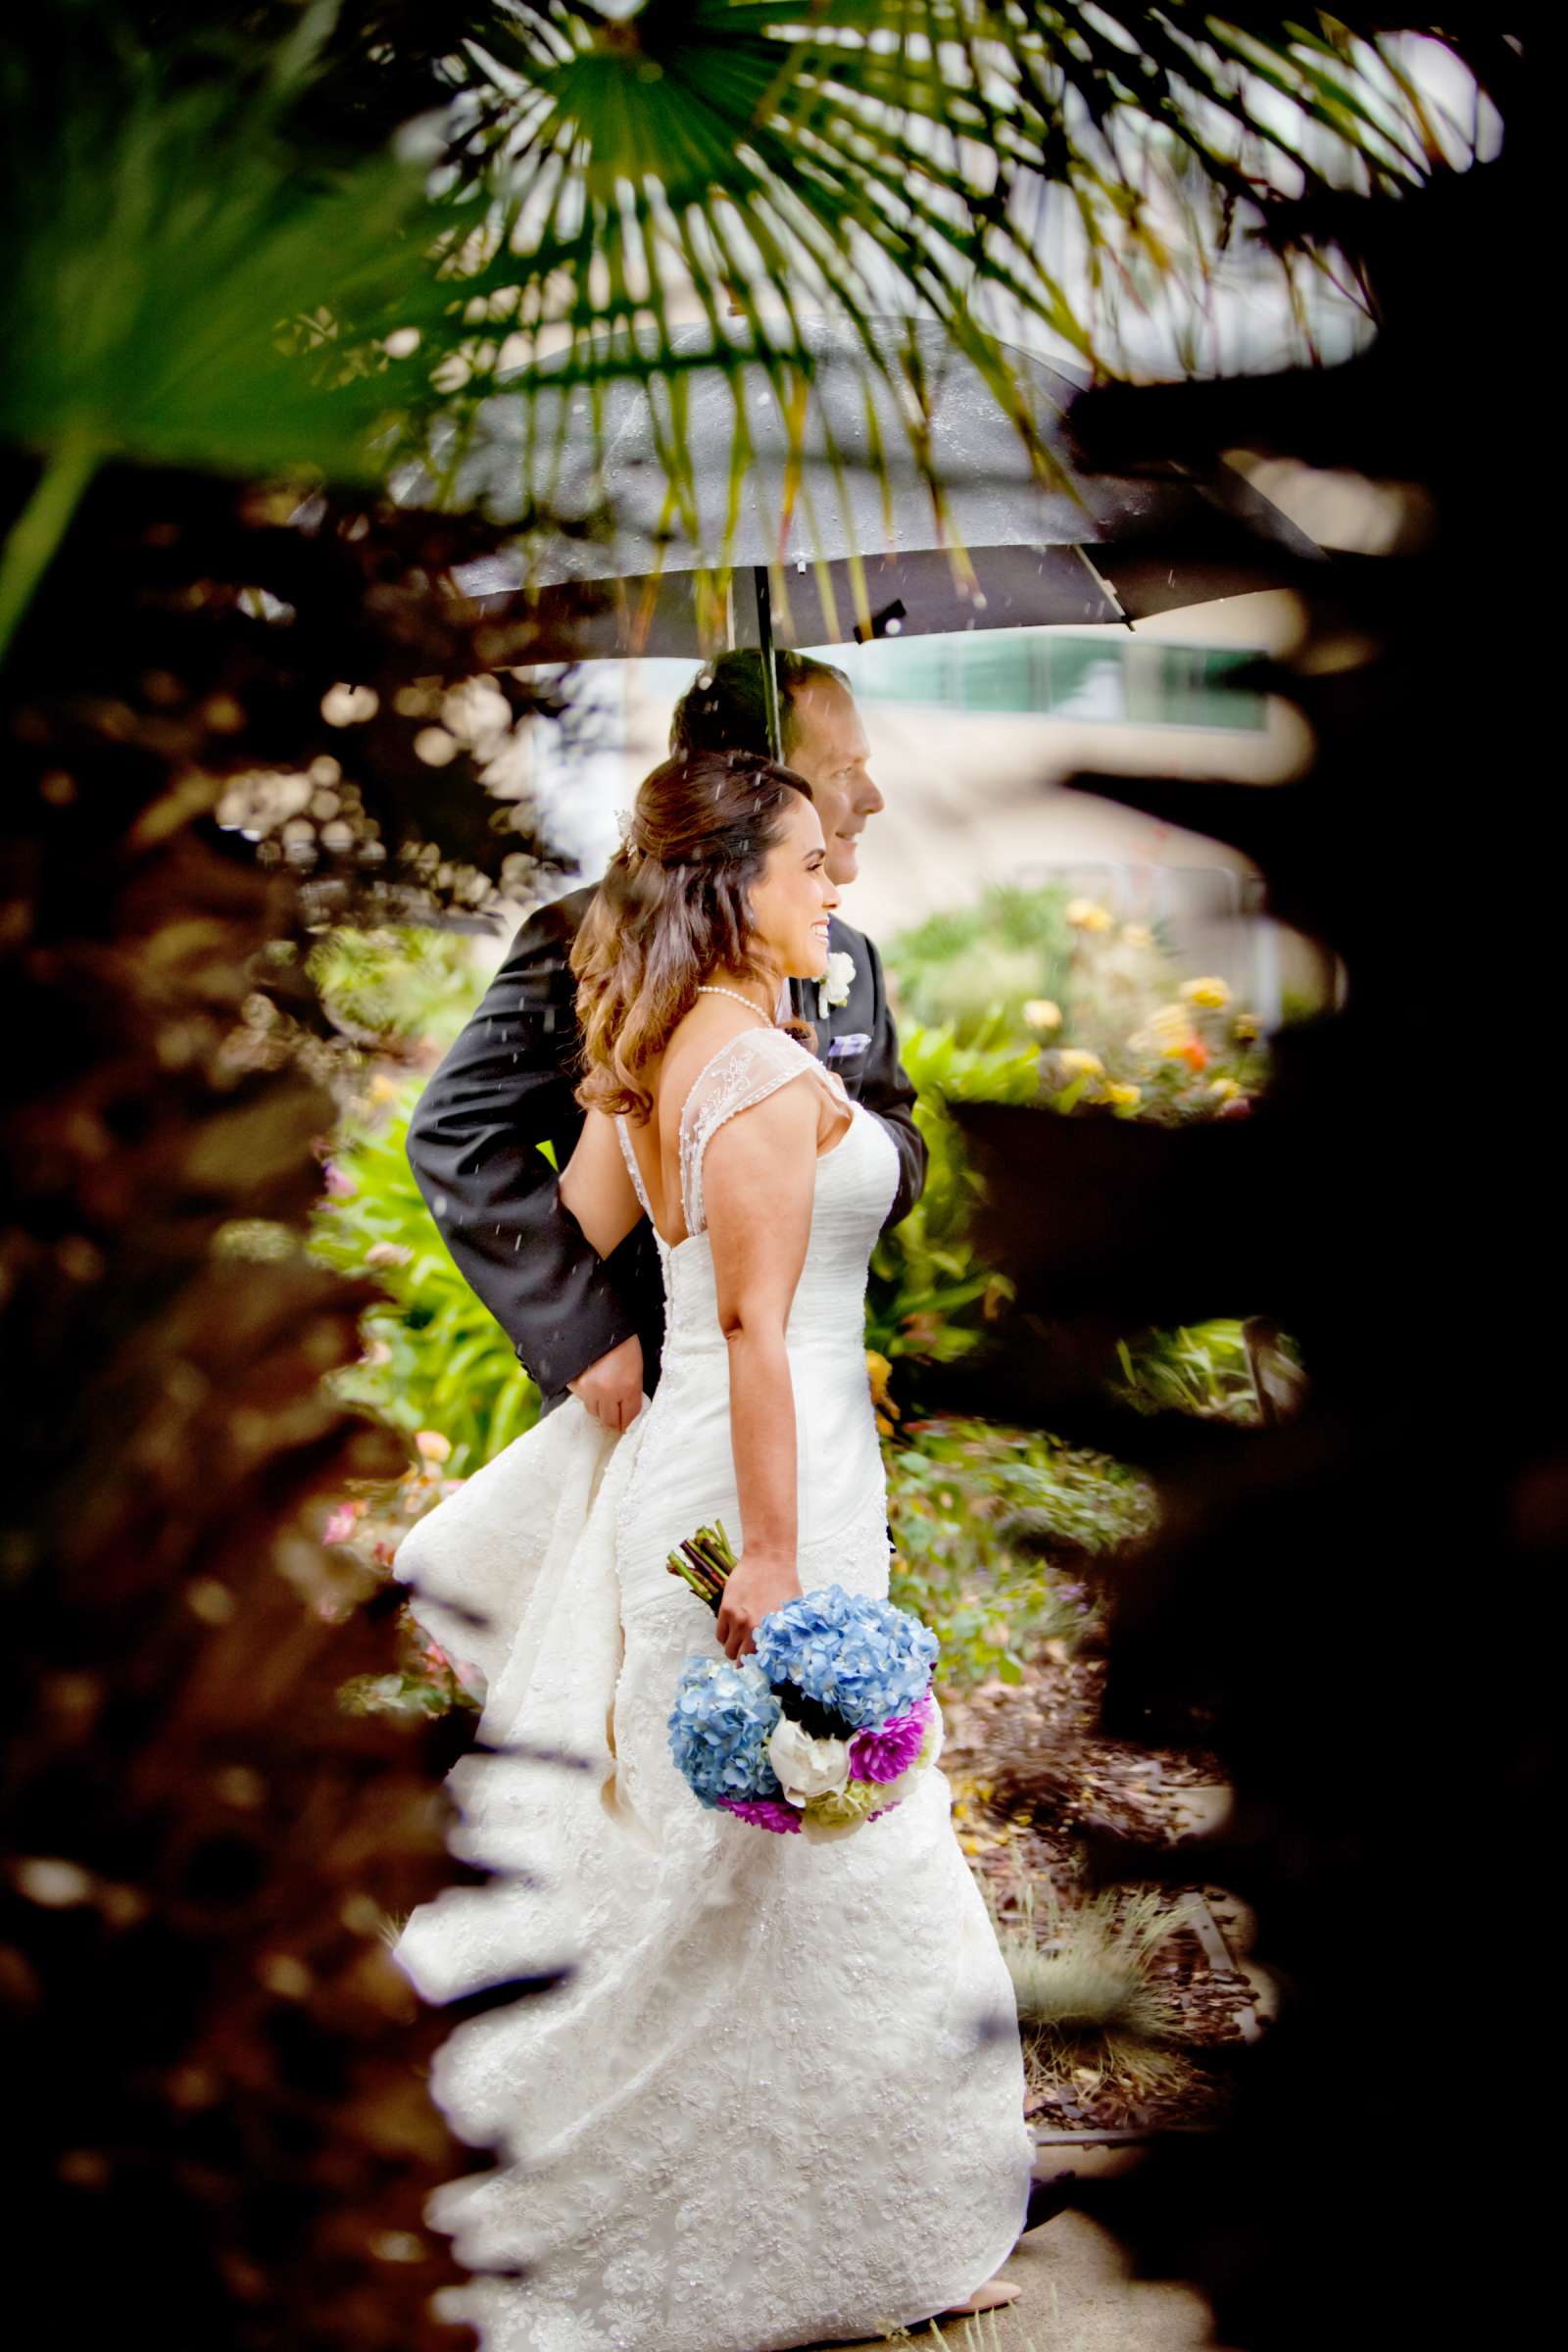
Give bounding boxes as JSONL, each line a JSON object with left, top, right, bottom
{"left": 571, "top": 749, "right": 814, "bottom": 1121}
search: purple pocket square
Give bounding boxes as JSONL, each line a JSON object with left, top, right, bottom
{"left": 827, "top": 1033, "right": 872, "bottom": 1059}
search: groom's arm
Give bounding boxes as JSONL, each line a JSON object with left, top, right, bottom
{"left": 853, "top": 931, "right": 927, "bottom": 1230}
{"left": 404, "top": 890, "right": 643, "bottom": 1399}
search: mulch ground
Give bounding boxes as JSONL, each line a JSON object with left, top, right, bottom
{"left": 940, "top": 1648, "right": 1260, "bottom": 2134}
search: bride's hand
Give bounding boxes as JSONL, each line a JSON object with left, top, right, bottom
{"left": 715, "top": 1552, "right": 801, "bottom": 1662}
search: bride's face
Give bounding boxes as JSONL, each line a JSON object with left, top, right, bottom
{"left": 747, "top": 793, "right": 840, "bottom": 979}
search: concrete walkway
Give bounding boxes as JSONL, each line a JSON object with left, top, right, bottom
{"left": 798, "top": 2209, "right": 1227, "bottom": 2352}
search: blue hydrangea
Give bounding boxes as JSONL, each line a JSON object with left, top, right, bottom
{"left": 666, "top": 1656, "right": 784, "bottom": 1809}
{"left": 751, "top": 1585, "right": 939, "bottom": 1730}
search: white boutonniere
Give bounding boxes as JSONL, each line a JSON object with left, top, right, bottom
{"left": 818, "top": 951, "right": 856, "bottom": 1019}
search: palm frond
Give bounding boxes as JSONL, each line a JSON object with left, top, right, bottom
{"left": 396, "top": 2, "right": 1498, "bottom": 609}
{"left": 0, "top": 17, "right": 470, "bottom": 653}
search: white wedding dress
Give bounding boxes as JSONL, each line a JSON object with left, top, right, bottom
{"left": 393, "top": 1028, "right": 1032, "bottom": 2351}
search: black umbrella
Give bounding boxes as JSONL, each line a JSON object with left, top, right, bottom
{"left": 427, "top": 318, "right": 1321, "bottom": 754}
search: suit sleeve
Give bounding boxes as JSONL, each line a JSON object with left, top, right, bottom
{"left": 404, "top": 898, "right": 642, "bottom": 1398}
{"left": 856, "top": 933, "right": 928, "bottom": 1231}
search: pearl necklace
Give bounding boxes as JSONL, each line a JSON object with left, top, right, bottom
{"left": 695, "top": 984, "right": 775, "bottom": 1028}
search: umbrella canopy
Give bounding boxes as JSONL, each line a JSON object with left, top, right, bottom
{"left": 430, "top": 318, "right": 1322, "bottom": 659}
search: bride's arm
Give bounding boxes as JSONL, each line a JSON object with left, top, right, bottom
{"left": 559, "top": 1108, "right": 644, "bottom": 1264}
{"left": 703, "top": 1081, "right": 819, "bottom": 1661}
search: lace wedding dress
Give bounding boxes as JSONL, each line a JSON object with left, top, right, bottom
{"left": 393, "top": 1029, "right": 1032, "bottom": 2351}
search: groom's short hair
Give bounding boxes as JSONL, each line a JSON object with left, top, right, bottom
{"left": 669, "top": 650, "right": 850, "bottom": 764}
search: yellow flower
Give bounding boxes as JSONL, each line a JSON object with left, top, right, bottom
{"left": 1057, "top": 1048, "right": 1103, "bottom": 1077}
{"left": 1234, "top": 1010, "right": 1261, "bottom": 1042}
{"left": 1146, "top": 1003, "right": 1197, "bottom": 1053}
{"left": 1180, "top": 975, "right": 1231, "bottom": 1010}
{"left": 865, "top": 1350, "right": 899, "bottom": 1425}
{"left": 1022, "top": 998, "right": 1062, "bottom": 1033}
{"left": 1207, "top": 1077, "right": 1241, "bottom": 1102}
{"left": 368, "top": 1072, "right": 402, "bottom": 1105}
{"left": 1102, "top": 1081, "right": 1142, "bottom": 1108}
{"left": 1065, "top": 898, "right": 1113, "bottom": 933}
{"left": 1121, "top": 923, "right": 1154, "bottom": 951}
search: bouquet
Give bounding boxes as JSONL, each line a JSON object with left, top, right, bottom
{"left": 664, "top": 1521, "right": 942, "bottom": 1842}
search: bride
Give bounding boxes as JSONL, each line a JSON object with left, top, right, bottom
{"left": 392, "top": 749, "right": 1033, "bottom": 2350}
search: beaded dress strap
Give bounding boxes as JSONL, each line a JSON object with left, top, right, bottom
{"left": 677, "top": 1029, "right": 846, "bottom": 1240}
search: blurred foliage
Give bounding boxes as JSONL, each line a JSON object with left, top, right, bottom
{"left": 887, "top": 1415, "right": 1156, "bottom": 1691}
{"left": 0, "top": 450, "right": 577, "bottom": 932}
{"left": 884, "top": 884, "right": 1079, "bottom": 1049}
{"left": 310, "top": 1083, "right": 539, "bottom": 1471}
{"left": 307, "top": 924, "right": 491, "bottom": 1061}
{"left": 886, "top": 879, "right": 1271, "bottom": 1123}
{"left": 1041, "top": 900, "right": 1272, "bottom": 1122}
{"left": 1112, "top": 1319, "right": 1301, "bottom": 1426}
{"left": 0, "top": 702, "right": 493, "bottom": 2347}
{"left": 0, "top": 10, "right": 479, "bottom": 656}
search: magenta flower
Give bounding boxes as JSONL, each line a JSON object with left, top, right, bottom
{"left": 322, "top": 1161, "right": 355, "bottom": 1199}
{"left": 718, "top": 1795, "right": 803, "bottom": 1834}
{"left": 848, "top": 1693, "right": 932, "bottom": 1784}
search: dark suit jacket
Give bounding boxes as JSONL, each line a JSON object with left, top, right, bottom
{"left": 405, "top": 891, "right": 926, "bottom": 1406}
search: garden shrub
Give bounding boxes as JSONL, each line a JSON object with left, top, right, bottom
{"left": 309, "top": 1080, "right": 539, "bottom": 1473}
{"left": 886, "top": 1415, "right": 1156, "bottom": 1690}
{"left": 1112, "top": 1320, "right": 1301, "bottom": 1426}
{"left": 865, "top": 1021, "right": 1040, "bottom": 1369}
{"left": 883, "top": 882, "right": 1077, "bottom": 1047}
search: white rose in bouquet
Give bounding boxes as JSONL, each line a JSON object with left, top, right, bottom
{"left": 767, "top": 1717, "right": 851, "bottom": 1808}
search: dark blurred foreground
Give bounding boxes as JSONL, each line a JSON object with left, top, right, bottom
{"left": 938, "top": 127, "right": 1557, "bottom": 2350}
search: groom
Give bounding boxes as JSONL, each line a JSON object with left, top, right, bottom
{"left": 406, "top": 650, "right": 925, "bottom": 1430}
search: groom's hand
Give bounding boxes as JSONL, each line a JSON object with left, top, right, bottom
{"left": 568, "top": 1333, "right": 644, "bottom": 1433}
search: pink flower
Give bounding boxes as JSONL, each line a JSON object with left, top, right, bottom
{"left": 321, "top": 1161, "right": 355, "bottom": 1199}
{"left": 718, "top": 1795, "right": 803, "bottom": 1834}
{"left": 323, "top": 1504, "right": 359, "bottom": 1546}
{"left": 422, "top": 1641, "right": 451, "bottom": 1672}
{"left": 848, "top": 1693, "right": 932, "bottom": 1784}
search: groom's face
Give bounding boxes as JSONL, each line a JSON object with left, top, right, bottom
{"left": 785, "top": 680, "right": 883, "bottom": 887}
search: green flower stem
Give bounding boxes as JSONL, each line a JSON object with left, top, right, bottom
{"left": 0, "top": 425, "right": 103, "bottom": 666}
{"left": 666, "top": 1519, "right": 741, "bottom": 1614}
{"left": 679, "top": 1542, "right": 718, "bottom": 1592}
{"left": 666, "top": 1549, "right": 721, "bottom": 1609}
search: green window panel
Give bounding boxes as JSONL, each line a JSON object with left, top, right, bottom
{"left": 830, "top": 628, "right": 1265, "bottom": 731}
